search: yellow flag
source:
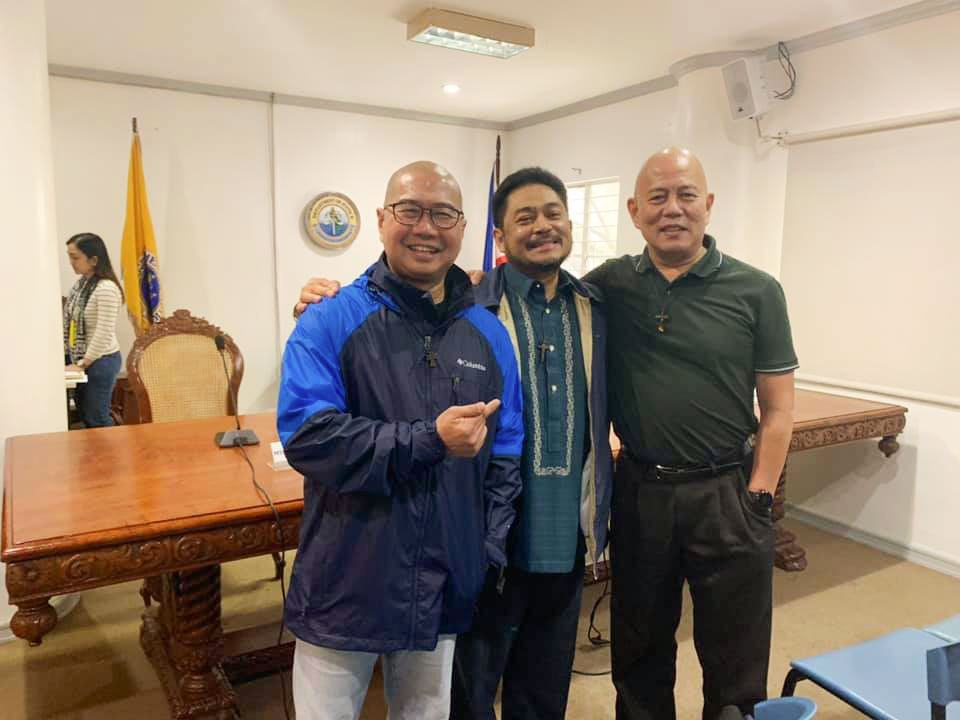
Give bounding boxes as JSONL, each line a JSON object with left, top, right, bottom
{"left": 121, "top": 130, "right": 163, "bottom": 335}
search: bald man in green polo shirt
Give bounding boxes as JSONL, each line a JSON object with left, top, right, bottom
{"left": 583, "top": 147, "right": 797, "bottom": 720}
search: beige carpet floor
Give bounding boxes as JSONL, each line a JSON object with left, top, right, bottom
{"left": 1, "top": 518, "right": 957, "bottom": 719}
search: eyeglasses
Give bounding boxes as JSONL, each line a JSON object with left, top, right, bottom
{"left": 386, "top": 202, "right": 464, "bottom": 230}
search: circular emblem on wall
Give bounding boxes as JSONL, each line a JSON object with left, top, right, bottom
{"left": 303, "top": 192, "right": 361, "bottom": 249}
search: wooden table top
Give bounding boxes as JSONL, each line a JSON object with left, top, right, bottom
{"left": 605, "top": 388, "right": 906, "bottom": 454}
{"left": 3, "top": 413, "right": 302, "bottom": 562}
{"left": 790, "top": 389, "right": 906, "bottom": 429}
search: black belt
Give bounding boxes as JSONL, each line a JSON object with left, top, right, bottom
{"left": 621, "top": 447, "right": 752, "bottom": 482}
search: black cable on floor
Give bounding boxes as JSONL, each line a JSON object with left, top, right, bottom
{"left": 587, "top": 577, "right": 611, "bottom": 647}
{"left": 572, "top": 550, "right": 612, "bottom": 676}
{"left": 235, "top": 442, "right": 292, "bottom": 720}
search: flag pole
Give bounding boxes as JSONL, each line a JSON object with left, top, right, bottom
{"left": 495, "top": 135, "right": 501, "bottom": 187}
{"left": 122, "top": 116, "right": 163, "bottom": 334}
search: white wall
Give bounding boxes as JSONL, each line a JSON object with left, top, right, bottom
{"left": 761, "top": 11, "right": 960, "bottom": 137}
{"left": 788, "top": 382, "right": 960, "bottom": 575}
{"left": 271, "top": 103, "right": 500, "bottom": 354}
{"left": 762, "top": 10, "right": 960, "bottom": 573}
{"left": 780, "top": 123, "right": 960, "bottom": 398}
{"left": 506, "top": 89, "right": 678, "bottom": 259}
{"left": 1, "top": 0, "right": 67, "bottom": 643}
{"left": 671, "top": 66, "right": 788, "bottom": 277}
{"left": 50, "top": 77, "right": 277, "bottom": 411}
{"left": 505, "top": 78, "right": 788, "bottom": 278}
{"left": 49, "top": 80, "right": 501, "bottom": 413}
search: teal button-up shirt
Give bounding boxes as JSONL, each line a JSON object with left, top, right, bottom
{"left": 503, "top": 264, "right": 588, "bottom": 573}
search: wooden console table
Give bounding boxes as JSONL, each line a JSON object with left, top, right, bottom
{"left": 772, "top": 388, "right": 907, "bottom": 571}
{"left": 2, "top": 413, "right": 300, "bottom": 719}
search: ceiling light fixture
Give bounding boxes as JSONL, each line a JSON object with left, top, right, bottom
{"left": 442, "top": 83, "right": 461, "bottom": 94}
{"left": 407, "top": 8, "right": 534, "bottom": 60}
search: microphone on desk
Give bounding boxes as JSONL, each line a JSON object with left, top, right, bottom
{"left": 213, "top": 333, "right": 260, "bottom": 448}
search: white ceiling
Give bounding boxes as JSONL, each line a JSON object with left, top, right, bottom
{"left": 45, "top": 0, "right": 922, "bottom": 122}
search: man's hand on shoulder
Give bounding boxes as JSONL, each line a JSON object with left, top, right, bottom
{"left": 293, "top": 277, "right": 342, "bottom": 319}
{"left": 436, "top": 399, "right": 501, "bottom": 458}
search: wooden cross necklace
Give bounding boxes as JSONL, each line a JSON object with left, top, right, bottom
{"left": 655, "top": 310, "right": 670, "bottom": 334}
{"left": 649, "top": 275, "right": 674, "bottom": 334}
{"left": 648, "top": 248, "right": 704, "bottom": 334}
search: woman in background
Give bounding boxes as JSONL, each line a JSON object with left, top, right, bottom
{"left": 63, "top": 232, "right": 124, "bottom": 428}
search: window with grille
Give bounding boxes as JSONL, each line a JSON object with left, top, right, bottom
{"left": 564, "top": 178, "right": 621, "bottom": 277}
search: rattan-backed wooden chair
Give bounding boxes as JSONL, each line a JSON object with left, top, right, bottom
{"left": 126, "top": 309, "right": 282, "bottom": 602}
{"left": 126, "top": 309, "right": 243, "bottom": 424}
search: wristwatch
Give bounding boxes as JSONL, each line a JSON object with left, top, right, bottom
{"left": 747, "top": 489, "right": 774, "bottom": 511}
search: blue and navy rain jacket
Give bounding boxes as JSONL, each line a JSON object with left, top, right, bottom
{"left": 277, "top": 256, "right": 524, "bottom": 653}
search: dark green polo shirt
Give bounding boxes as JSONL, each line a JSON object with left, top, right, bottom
{"left": 584, "top": 235, "right": 797, "bottom": 465}
{"left": 503, "top": 264, "right": 588, "bottom": 573}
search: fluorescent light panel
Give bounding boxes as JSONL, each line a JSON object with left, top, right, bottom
{"left": 407, "top": 8, "right": 534, "bottom": 59}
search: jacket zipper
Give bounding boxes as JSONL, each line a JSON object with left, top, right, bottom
{"left": 409, "top": 334, "right": 435, "bottom": 646}
{"left": 423, "top": 334, "right": 438, "bottom": 368}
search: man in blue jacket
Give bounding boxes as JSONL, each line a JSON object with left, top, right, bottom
{"left": 295, "top": 166, "right": 614, "bottom": 720}
{"left": 278, "top": 160, "right": 524, "bottom": 720}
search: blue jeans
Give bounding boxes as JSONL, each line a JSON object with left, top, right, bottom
{"left": 76, "top": 351, "right": 121, "bottom": 428}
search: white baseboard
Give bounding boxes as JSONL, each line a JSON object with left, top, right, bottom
{"left": 786, "top": 505, "right": 960, "bottom": 580}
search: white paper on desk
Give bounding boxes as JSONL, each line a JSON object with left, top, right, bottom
{"left": 64, "top": 368, "right": 87, "bottom": 383}
{"left": 270, "top": 441, "right": 291, "bottom": 471}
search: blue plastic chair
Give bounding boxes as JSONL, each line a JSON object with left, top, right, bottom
{"left": 754, "top": 696, "right": 817, "bottom": 720}
{"left": 926, "top": 615, "right": 960, "bottom": 643}
{"left": 782, "top": 628, "right": 960, "bottom": 719}
{"left": 929, "top": 642, "right": 960, "bottom": 720}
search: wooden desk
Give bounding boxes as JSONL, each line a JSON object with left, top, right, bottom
{"left": 2, "top": 413, "right": 301, "bottom": 719}
{"left": 773, "top": 388, "right": 907, "bottom": 570}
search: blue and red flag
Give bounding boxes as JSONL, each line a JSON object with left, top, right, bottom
{"left": 482, "top": 136, "right": 505, "bottom": 272}
{"left": 482, "top": 164, "right": 496, "bottom": 272}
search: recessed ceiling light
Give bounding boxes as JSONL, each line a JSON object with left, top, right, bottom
{"left": 442, "top": 83, "right": 461, "bottom": 94}
{"left": 408, "top": 8, "right": 534, "bottom": 60}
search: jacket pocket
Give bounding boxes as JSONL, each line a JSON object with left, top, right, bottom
{"left": 447, "top": 374, "right": 488, "bottom": 406}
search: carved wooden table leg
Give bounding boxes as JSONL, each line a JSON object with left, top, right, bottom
{"left": 772, "top": 460, "right": 807, "bottom": 572}
{"left": 140, "top": 575, "right": 163, "bottom": 607}
{"left": 10, "top": 597, "right": 58, "bottom": 646}
{"left": 878, "top": 435, "right": 900, "bottom": 457}
{"left": 141, "top": 565, "right": 238, "bottom": 719}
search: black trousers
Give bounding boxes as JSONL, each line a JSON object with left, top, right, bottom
{"left": 451, "top": 536, "right": 586, "bottom": 720}
{"left": 610, "top": 454, "right": 774, "bottom": 720}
